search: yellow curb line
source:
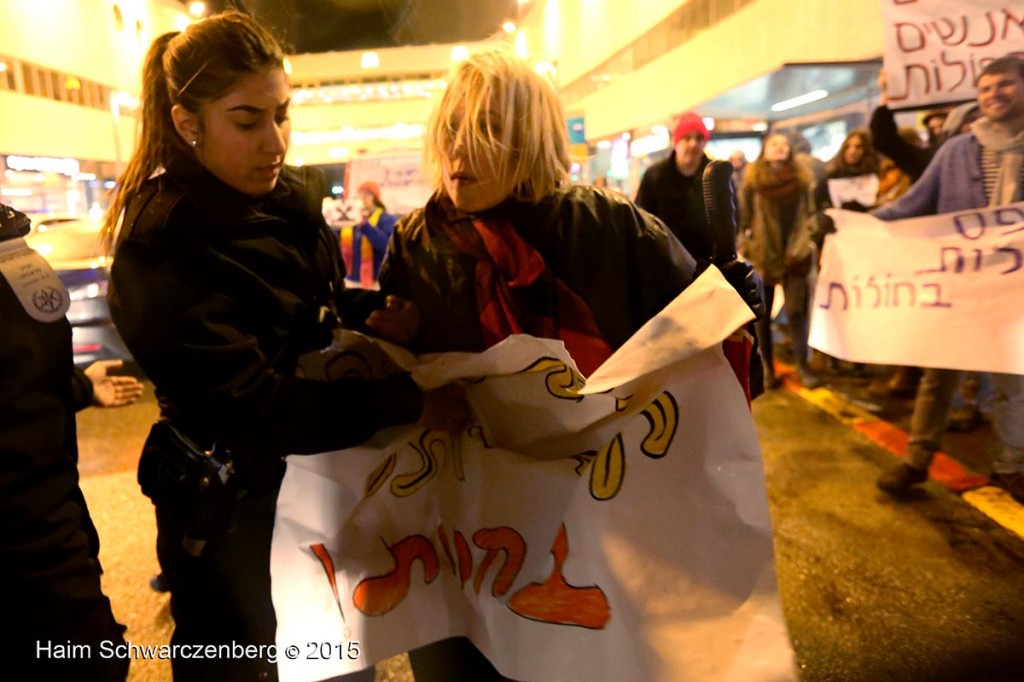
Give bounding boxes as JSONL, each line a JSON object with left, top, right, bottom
{"left": 962, "top": 487, "right": 1024, "bottom": 541}
{"left": 789, "top": 384, "right": 878, "bottom": 426}
{"left": 779, "top": 369, "right": 1024, "bottom": 540}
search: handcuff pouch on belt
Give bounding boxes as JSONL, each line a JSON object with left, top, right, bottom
{"left": 139, "top": 418, "right": 235, "bottom": 557}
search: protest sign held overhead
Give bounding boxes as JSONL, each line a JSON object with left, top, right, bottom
{"left": 880, "top": 0, "right": 1024, "bottom": 109}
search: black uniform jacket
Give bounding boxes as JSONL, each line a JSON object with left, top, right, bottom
{"left": 380, "top": 187, "right": 696, "bottom": 355}
{"left": 634, "top": 152, "right": 714, "bottom": 261}
{"left": 1, "top": 261, "right": 98, "bottom": 588}
{"left": 109, "top": 155, "right": 422, "bottom": 485}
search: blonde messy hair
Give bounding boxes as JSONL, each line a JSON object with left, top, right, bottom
{"left": 424, "top": 49, "right": 570, "bottom": 203}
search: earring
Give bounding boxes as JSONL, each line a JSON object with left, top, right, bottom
{"left": 190, "top": 139, "right": 197, "bottom": 148}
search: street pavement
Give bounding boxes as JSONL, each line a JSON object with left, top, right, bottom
{"left": 74, "top": 364, "right": 1024, "bottom": 681}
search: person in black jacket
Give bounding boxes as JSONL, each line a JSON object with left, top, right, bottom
{"left": 634, "top": 111, "right": 714, "bottom": 261}
{"left": 380, "top": 49, "right": 764, "bottom": 681}
{"left": 0, "top": 204, "right": 128, "bottom": 680}
{"left": 103, "top": 12, "right": 424, "bottom": 682}
{"left": 870, "top": 68, "right": 948, "bottom": 182}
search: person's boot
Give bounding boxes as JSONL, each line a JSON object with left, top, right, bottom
{"left": 989, "top": 472, "right": 1024, "bottom": 504}
{"left": 796, "top": 364, "right": 822, "bottom": 389}
{"left": 764, "top": 359, "right": 781, "bottom": 389}
{"left": 888, "top": 366, "right": 921, "bottom": 396}
{"left": 877, "top": 462, "right": 928, "bottom": 496}
{"left": 947, "top": 403, "right": 982, "bottom": 432}
{"left": 149, "top": 573, "right": 170, "bottom": 593}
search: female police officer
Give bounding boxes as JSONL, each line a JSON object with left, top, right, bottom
{"left": 104, "top": 12, "right": 423, "bottom": 681}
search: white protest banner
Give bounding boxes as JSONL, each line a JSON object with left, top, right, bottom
{"left": 271, "top": 268, "right": 794, "bottom": 682}
{"left": 809, "top": 205, "right": 1024, "bottom": 374}
{"left": 827, "top": 175, "right": 880, "bottom": 210}
{"left": 880, "top": 0, "right": 1024, "bottom": 109}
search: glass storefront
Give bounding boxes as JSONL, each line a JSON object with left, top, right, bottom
{"left": 0, "top": 155, "right": 118, "bottom": 221}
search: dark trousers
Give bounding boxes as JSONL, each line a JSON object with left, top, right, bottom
{"left": 7, "top": 579, "right": 129, "bottom": 680}
{"left": 757, "top": 273, "right": 811, "bottom": 376}
{"left": 409, "top": 636, "right": 516, "bottom": 681}
{"left": 155, "top": 479, "right": 373, "bottom": 682}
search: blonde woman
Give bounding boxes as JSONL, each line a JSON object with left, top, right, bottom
{"left": 380, "top": 50, "right": 698, "bottom": 378}
{"left": 379, "top": 48, "right": 703, "bottom": 680}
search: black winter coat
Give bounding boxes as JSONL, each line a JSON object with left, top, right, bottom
{"left": 1, "top": 216, "right": 126, "bottom": 678}
{"left": 109, "top": 156, "right": 422, "bottom": 486}
{"left": 380, "top": 187, "right": 696, "bottom": 355}
{"left": 634, "top": 152, "right": 714, "bottom": 261}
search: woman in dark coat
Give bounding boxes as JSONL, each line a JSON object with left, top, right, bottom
{"left": 378, "top": 48, "right": 774, "bottom": 681}
{"left": 739, "top": 132, "right": 820, "bottom": 389}
{"left": 103, "top": 12, "right": 423, "bottom": 681}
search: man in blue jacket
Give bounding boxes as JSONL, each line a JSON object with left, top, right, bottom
{"left": 873, "top": 56, "right": 1024, "bottom": 503}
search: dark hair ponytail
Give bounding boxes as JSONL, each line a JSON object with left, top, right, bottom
{"left": 103, "top": 11, "right": 286, "bottom": 248}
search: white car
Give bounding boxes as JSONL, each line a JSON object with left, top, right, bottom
{"left": 25, "top": 218, "right": 132, "bottom": 368}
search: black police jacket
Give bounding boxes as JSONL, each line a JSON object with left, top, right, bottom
{"left": 109, "top": 155, "right": 422, "bottom": 486}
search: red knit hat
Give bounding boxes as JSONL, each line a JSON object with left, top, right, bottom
{"left": 672, "top": 112, "right": 710, "bottom": 144}
{"left": 357, "top": 181, "right": 382, "bottom": 203}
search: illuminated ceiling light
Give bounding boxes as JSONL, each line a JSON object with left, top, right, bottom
{"left": 596, "top": 140, "right": 612, "bottom": 149}
{"left": 360, "top": 51, "right": 380, "bottom": 69}
{"left": 769, "top": 89, "right": 828, "bottom": 113}
{"left": 702, "top": 117, "right": 715, "bottom": 131}
{"left": 533, "top": 61, "right": 555, "bottom": 78}
{"left": 187, "top": 1, "right": 205, "bottom": 17}
{"left": 173, "top": 13, "right": 191, "bottom": 32}
{"left": 752, "top": 122, "right": 769, "bottom": 132}
{"left": 110, "top": 91, "right": 138, "bottom": 109}
{"left": 502, "top": 21, "right": 517, "bottom": 33}
{"left": 450, "top": 45, "right": 469, "bottom": 62}
{"left": 651, "top": 125, "right": 668, "bottom": 135}
{"left": 620, "top": 132, "right": 631, "bottom": 141}
{"left": 515, "top": 30, "right": 528, "bottom": 58}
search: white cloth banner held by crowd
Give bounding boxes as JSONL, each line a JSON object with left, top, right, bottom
{"left": 879, "top": 0, "right": 1024, "bottom": 109}
{"left": 270, "top": 267, "right": 795, "bottom": 682}
{"left": 809, "top": 205, "right": 1024, "bottom": 374}
{"left": 827, "top": 175, "right": 881, "bottom": 210}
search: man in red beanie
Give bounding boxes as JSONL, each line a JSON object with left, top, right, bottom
{"left": 635, "top": 111, "right": 715, "bottom": 261}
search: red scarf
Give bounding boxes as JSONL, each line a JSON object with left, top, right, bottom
{"left": 445, "top": 218, "right": 613, "bottom": 376}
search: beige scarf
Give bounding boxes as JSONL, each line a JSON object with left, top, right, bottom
{"left": 971, "top": 117, "right": 1024, "bottom": 206}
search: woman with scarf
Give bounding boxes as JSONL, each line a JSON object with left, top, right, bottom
{"left": 378, "top": 51, "right": 699, "bottom": 378}
{"left": 377, "top": 49, "right": 714, "bottom": 681}
{"left": 739, "top": 132, "right": 821, "bottom": 389}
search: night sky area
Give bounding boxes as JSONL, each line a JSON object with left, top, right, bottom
{"left": 203, "top": 0, "right": 518, "bottom": 53}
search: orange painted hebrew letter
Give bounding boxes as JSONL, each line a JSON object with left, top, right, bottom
{"left": 454, "top": 530, "right": 473, "bottom": 587}
{"left": 472, "top": 527, "right": 527, "bottom": 597}
{"left": 508, "top": 524, "right": 610, "bottom": 629}
{"left": 353, "top": 535, "right": 440, "bottom": 616}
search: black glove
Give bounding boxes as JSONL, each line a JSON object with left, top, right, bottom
{"left": 696, "top": 257, "right": 766, "bottom": 321}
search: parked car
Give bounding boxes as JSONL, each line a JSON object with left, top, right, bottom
{"left": 24, "top": 218, "right": 132, "bottom": 368}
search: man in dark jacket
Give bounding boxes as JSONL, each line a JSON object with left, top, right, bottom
{"left": 0, "top": 204, "right": 128, "bottom": 680}
{"left": 635, "top": 111, "right": 715, "bottom": 261}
